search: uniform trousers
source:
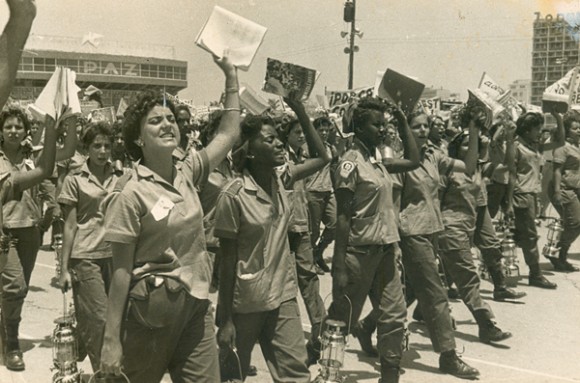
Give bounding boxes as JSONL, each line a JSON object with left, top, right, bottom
{"left": 553, "top": 189, "right": 580, "bottom": 250}
{"left": 288, "top": 231, "right": 326, "bottom": 346}
{"left": 328, "top": 244, "right": 406, "bottom": 366}
{"left": 70, "top": 257, "right": 112, "bottom": 372}
{"left": 513, "top": 193, "right": 541, "bottom": 268}
{"left": 307, "top": 191, "right": 336, "bottom": 249}
{"left": 400, "top": 234, "right": 456, "bottom": 353}
{"left": 221, "top": 298, "right": 310, "bottom": 382}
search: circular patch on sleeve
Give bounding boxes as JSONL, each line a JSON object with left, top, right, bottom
{"left": 339, "top": 161, "right": 355, "bottom": 178}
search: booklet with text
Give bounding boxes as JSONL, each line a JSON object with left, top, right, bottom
{"left": 262, "top": 58, "right": 319, "bottom": 101}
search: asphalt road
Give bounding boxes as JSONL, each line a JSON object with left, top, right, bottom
{"left": 1, "top": 221, "right": 579, "bottom": 383}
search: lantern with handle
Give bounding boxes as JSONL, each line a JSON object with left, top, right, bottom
{"left": 542, "top": 217, "right": 564, "bottom": 260}
{"left": 501, "top": 218, "right": 520, "bottom": 286}
{"left": 52, "top": 293, "right": 82, "bottom": 383}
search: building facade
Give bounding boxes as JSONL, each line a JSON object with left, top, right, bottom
{"left": 10, "top": 34, "right": 187, "bottom": 109}
{"left": 531, "top": 13, "right": 579, "bottom": 106}
{"left": 509, "top": 79, "right": 532, "bottom": 104}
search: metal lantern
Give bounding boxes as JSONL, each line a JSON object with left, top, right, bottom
{"left": 492, "top": 218, "right": 506, "bottom": 242}
{"left": 315, "top": 319, "right": 348, "bottom": 383}
{"left": 542, "top": 218, "right": 564, "bottom": 260}
{"left": 501, "top": 221, "right": 520, "bottom": 286}
{"left": 52, "top": 294, "right": 82, "bottom": 383}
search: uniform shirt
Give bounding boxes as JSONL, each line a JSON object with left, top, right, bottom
{"left": 199, "top": 157, "right": 234, "bottom": 249}
{"left": 440, "top": 169, "right": 484, "bottom": 234}
{"left": 0, "top": 149, "right": 42, "bottom": 228}
{"left": 514, "top": 138, "right": 542, "bottom": 194}
{"left": 58, "top": 161, "right": 123, "bottom": 259}
{"left": 214, "top": 169, "right": 298, "bottom": 314}
{"left": 282, "top": 145, "right": 309, "bottom": 233}
{"left": 104, "top": 148, "right": 212, "bottom": 300}
{"left": 57, "top": 150, "right": 87, "bottom": 177}
{"left": 334, "top": 139, "right": 399, "bottom": 246}
{"left": 305, "top": 143, "right": 334, "bottom": 193}
{"left": 489, "top": 140, "right": 509, "bottom": 185}
{"left": 553, "top": 141, "right": 580, "bottom": 191}
{"left": 397, "top": 142, "right": 456, "bottom": 237}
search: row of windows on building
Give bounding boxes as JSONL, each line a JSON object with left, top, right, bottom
{"left": 17, "top": 57, "right": 187, "bottom": 80}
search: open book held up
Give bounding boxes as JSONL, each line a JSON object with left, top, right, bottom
{"left": 377, "top": 69, "right": 425, "bottom": 114}
{"left": 195, "top": 6, "right": 267, "bottom": 71}
{"left": 262, "top": 58, "right": 319, "bottom": 101}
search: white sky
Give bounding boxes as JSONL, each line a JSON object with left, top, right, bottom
{"left": 1, "top": 0, "right": 580, "bottom": 104}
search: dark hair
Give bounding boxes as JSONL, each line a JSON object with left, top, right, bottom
{"left": 313, "top": 116, "right": 332, "bottom": 129}
{"left": 81, "top": 121, "right": 113, "bottom": 149}
{"left": 0, "top": 106, "right": 31, "bottom": 136}
{"left": 447, "top": 131, "right": 483, "bottom": 159}
{"left": 111, "top": 121, "right": 123, "bottom": 137}
{"left": 174, "top": 104, "right": 191, "bottom": 118}
{"left": 279, "top": 118, "right": 301, "bottom": 144}
{"left": 515, "top": 112, "right": 544, "bottom": 137}
{"left": 199, "top": 110, "right": 224, "bottom": 147}
{"left": 563, "top": 113, "right": 580, "bottom": 137}
{"left": 232, "top": 114, "right": 277, "bottom": 172}
{"left": 122, "top": 90, "right": 176, "bottom": 161}
{"left": 408, "top": 111, "right": 431, "bottom": 127}
{"left": 351, "top": 97, "right": 388, "bottom": 134}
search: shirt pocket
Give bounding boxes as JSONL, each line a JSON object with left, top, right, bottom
{"left": 233, "top": 266, "right": 270, "bottom": 313}
{"left": 349, "top": 212, "right": 384, "bottom": 246}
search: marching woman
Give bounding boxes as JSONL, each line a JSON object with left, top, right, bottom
{"left": 215, "top": 96, "right": 330, "bottom": 382}
{"left": 0, "top": 107, "right": 74, "bottom": 371}
{"left": 506, "top": 111, "right": 564, "bottom": 288}
{"left": 329, "top": 97, "right": 419, "bottom": 383}
{"left": 550, "top": 113, "right": 580, "bottom": 272}
{"left": 398, "top": 110, "right": 480, "bottom": 379}
{"left": 100, "top": 54, "right": 240, "bottom": 382}
{"left": 57, "top": 122, "right": 123, "bottom": 372}
{"left": 438, "top": 125, "right": 512, "bottom": 344}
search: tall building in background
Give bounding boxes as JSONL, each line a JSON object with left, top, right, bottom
{"left": 509, "top": 79, "right": 531, "bottom": 104}
{"left": 10, "top": 34, "right": 187, "bottom": 109}
{"left": 531, "top": 13, "right": 579, "bottom": 106}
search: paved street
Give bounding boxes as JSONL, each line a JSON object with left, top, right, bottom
{"left": 1, "top": 221, "right": 580, "bottom": 383}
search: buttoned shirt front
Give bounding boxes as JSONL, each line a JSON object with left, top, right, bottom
{"left": 0, "top": 149, "right": 42, "bottom": 228}
{"left": 334, "top": 139, "right": 399, "bottom": 246}
{"left": 397, "top": 142, "right": 455, "bottom": 237}
{"left": 58, "top": 161, "right": 122, "bottom": 259}
{"left": 104, "top": 148, "right": 212, "bottom": 300}
{"left": 514, "top": 138, "right": 542, "bottom": 194}
{"left": 214, "top": 169, "right": 298, "bottom": 314}
{"left": 553, "top": 141, "right": 580, "bottom": 191}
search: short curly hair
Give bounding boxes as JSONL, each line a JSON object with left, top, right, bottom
{"left": 122, "top": 90, "right": 176, "bottom": 161}
{"left": 515, "top": 112, "right": 544, "bottom": 137}
{"left": 563, "top": 112, "right": 580, "bottom": 137}
{"left": 351, "top": 97, "right": 388, "bottom": 134}
{"left": 81, "top": 121, "right": 113, "bottom": 150}
{"left": 0, "top": 106, "right": 31, "bottom": 137}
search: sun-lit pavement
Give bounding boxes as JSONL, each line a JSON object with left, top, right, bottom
{"left": 1, "top": 220, "right": 580, "bottom": 383}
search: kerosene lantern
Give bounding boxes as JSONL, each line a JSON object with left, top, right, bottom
{"left": 52, "top": 294, "right": 81, "bottom": 383}
{"left": 501, "top": 220, "right": 520, "bottom": 287}
{"left": 314, "top": 319, "right": 348, "bottom": 383}
{"left": 542, "top": 218, "right": 564, "bottom": 260}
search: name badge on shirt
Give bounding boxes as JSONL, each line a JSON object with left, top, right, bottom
{"left": 151, "top": 196, "right": 175, "bottom": 221}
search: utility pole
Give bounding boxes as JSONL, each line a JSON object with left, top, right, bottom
{"left": 342, "top": 0, "right": 362, "bottom": 90}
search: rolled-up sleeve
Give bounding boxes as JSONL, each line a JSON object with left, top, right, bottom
{"left": 57, "top": 175, "right": 78, "bottom": 206}
{"left": 214, "top": 190, "right": 240, "bottom": 240}
{"left": 104, "top": 191, "right": 141, "bottom": 244}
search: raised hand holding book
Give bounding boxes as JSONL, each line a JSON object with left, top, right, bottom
{"left": 262, "top": 58, "right": 319, "bottom": 101}
{"left": 195, "top": 6, "right": 267, "bottom": 71}
{"left": 377, "top": 69, "right": 425, "bottom": 115}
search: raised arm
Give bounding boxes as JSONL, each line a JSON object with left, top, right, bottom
{"left": 204, "top": 56, "right": 240, "bottom": 172}
{"left": 0, "top": 0, "right": 36, "bottom": 109}
{"left": 12, "top": 115, "right": 56, "bottom": 191}
{"left": 463, "top": 121, "right": 480, "bottom": 177}
{"left": 542, "top": 111, "right": 565, "bottom": 151}
{"left": 383, "top": 108, "right": 420, "bottom": 173}
{"left": 284, "top": 97, "right": 331, "bottom": 181}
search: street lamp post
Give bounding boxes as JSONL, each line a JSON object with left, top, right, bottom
{"left": 342, "top": 0, "right": 362, "bottom": 90}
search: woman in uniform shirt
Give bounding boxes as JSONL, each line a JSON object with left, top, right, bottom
{"left": 215, "top": 97, "right": 330, "bottom": 382}
{"left": 550, "top": 113, "right": 580, "bottom": 272}
{"left": 100, "top": 54, "right": 240, "bottom": 382}
{"left": 58, "top": 122, "right": 123, "bottom": 372}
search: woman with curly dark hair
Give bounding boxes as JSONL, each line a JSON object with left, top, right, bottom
{"left": 0, "top": 106, "right": 66, "bottom": 371}
{"left": 99, "top": 55, "right": 240, "bottom": 383}
{"left": 329, "top": 97, "right": 419, "bottom": 383}
{"left": 506, "top": 111, "right": 564, "bottom": 288}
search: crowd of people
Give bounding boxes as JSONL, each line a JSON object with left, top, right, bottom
{"left": 1, "top": 2, "right": 579, "bottom": 383}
